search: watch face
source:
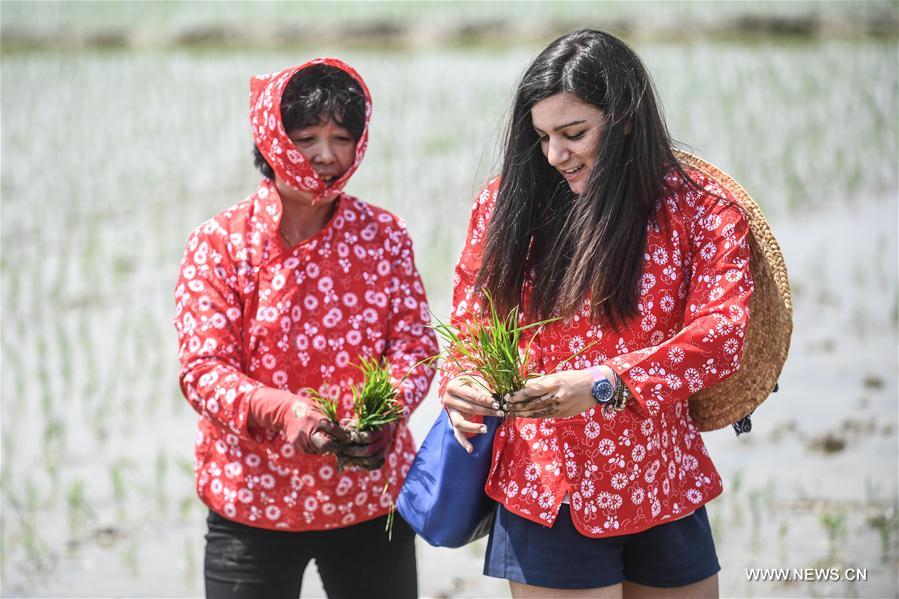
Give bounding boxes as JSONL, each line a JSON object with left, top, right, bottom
{"left": 593, "top": 379, "right": 614, "bottom": 404}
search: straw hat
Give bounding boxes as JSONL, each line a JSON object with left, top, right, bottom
{"left": 674, "top": 150, "right": 793, "bottom": 432}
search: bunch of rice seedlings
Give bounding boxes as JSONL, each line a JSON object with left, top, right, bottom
{"left": 307, "top": 357, "right": 407, "bottom": 476}
{"left": 307, "top": 388, "right": 340, "bottom": 423}
{"left": 433, "top": 290, "right": 556, "bottom": 403}
{"left": 307, "top": 356, "right": 405, "bottom": 432}
{"left": 349, "top": 356, "right": 405, "bottom": 431}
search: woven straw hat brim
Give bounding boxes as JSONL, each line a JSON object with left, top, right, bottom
{"left": 675, "top": 150, "right": 793, "bottom": 432}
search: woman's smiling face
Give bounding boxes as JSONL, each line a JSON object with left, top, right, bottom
{"left": 531, "top": 92, "right": 606, "bottom": 195}
{"left": 287, "top": 118, "right": 357, "bottom": 186}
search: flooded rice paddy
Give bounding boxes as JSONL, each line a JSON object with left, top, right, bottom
{"left": 1, "top": 36, "right": 897, "bottom": 597}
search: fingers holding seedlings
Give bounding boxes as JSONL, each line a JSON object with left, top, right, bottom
{"left": 443, "top": 376, "right": 504, "bottom": 416}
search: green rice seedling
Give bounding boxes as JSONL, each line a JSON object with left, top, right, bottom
{"left": 307, "top": 356, "right": 411, "bottom": 432}
{"left": 350, "top": 357, "right": 405, "bottom": 432}
{"left": 762, "top": 478, "right": 776, "bottom": 511}
{"left": 179, "top": 494, "right": 196, "bottom": 521}
{"left": 176, "top": 457, "right": 195, "bottom": 480}
{"left": 91, "top": 398, "right": 111, "bottom": 442}
{"left": 1, "top": 425, "right": 14, "bottom": 465}
{"left": 37, "top": 331, "right": 54, "bottom": 419}
{"left": 41, "top": 418, "right": 64, "bottom": 493}
{"left": 845, "top": 576, "right": 861, "bottom": 599}
{"left": 2, "top": 335, "right": 26, "bottom": 412}
{"left": 381, "top": 482, "right": 395, "bottom": 541}
{"left": 0, "top": 466, "right": 11, "bottom": 508}
{"left": 184, "top": 538, "right": 196, "bottom": 585}
{"left": 308, "top": 356, "right": 432, "bottom": 477}
{"left": 432, "top": 291, "right": 598, "bottom": 408}
{"left": 109, "top": 461, "right": 127, "bottom": 518}
{"left": 730, "top": 469, "right": 745, "bottom": 525}
{"left": 51, "top": 236, "right": 69, "bottom": 303}
{"left": 850, "top": 305, "right": 868, "bottom": 342}
{"left": 864, "top": 477, "right": 882, "bottom": 506}
{"left": 100, "top": 361, "right": 119, "bottom": 412}
{"left": 148, "top": 324, "right": 167, "bottom": 415}
{"left": 707, "top": 501, "right": 724, "bottom": 541}
{"left": 432, "top": 290, "right": 558, "bottom": 402}
{"left": 306, "top": 388, "right": 340, "bottom": 423}
{"left": 55, "top": 320, "right": 73, "bottom": 391}
{"left": 819, "top": 509, "right": 847, "bottom": 559}
{"left": 0, "top": 525, "right": 6, "bottom": 583}
{"left": 121, "top": 541, "right": 139, "bottom": 578}
{"left": 12, "top": 504, "right": 51, "bottom": 574}
{"left": 43, "top": 417, "right": 65, "bottom": 449}
{"left": 77, "top": 317, "right": 99, "bottom": 417}
{"left": 66, "top": 478, "right": 94, "bottom": 539}
{"left": 172, "top": 380, "right": 186, "bottom": 413}
{"left": 82, "top": 217, "right": 100, "bottom": 281}
{"left": 22, "top": 476, "right": 39, "bottom": 517}
{"left": 777, "top": 519, "right": 789, "bottom": 564}
{"left": 122, "top": 388, "right": 137, "bottom": 420}
{"left": 4, "top": 254, "right": 21, "bottom": 313}
{"left": 866, "top": 506, "right": 897, "bottom": 563}
{"left": 748, "top": 487, "right": 764, "bottom": 553}
{"left": 155, "top": 449, "right": 168, "bottom": 511}
{"left": 111, "top": 253, "right": 134, "bottom": 286}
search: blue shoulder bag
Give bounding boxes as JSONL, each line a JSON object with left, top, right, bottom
{"left": 397, "top": 410, "right": 501, "bottom": 548}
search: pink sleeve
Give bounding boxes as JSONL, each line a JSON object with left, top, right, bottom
{"left": 383, "top": 224, "right": 439, "bottom": 415}
{"left": 174, "top": 228, "right": 263, "bottom": 438}
{"left": 605, "top": 196, "right": 754, "bottom": 418}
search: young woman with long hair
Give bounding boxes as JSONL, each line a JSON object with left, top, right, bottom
{"left": 441, "top": 30, "right": 753, "bottom": 598}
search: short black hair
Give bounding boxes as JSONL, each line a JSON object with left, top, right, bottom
{"left": 253, "top": 64, "right": 367, "bottom": 179}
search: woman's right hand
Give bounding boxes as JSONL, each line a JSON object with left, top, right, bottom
{"left": 441, "top": 376, "right": 504, "bottom": 452}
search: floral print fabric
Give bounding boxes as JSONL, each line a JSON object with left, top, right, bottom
{"left": 445, "top": 170, "right": 753, "bottom": 538}
{"left": 174, "top": 60, "right": 437, "bottom": 531}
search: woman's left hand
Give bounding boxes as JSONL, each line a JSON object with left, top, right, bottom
{"left": 336, "top": 422, "right": 398, "bottom": 470}
{"left": 504, "top": 369, "right": 596, "bottom": 418}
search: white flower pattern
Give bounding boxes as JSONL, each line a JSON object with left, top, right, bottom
{"left": 442, "top": 171, "right": 753, "bottom": 538}
{"left": 175, "top": 189, "right": 437, "bottom": 532}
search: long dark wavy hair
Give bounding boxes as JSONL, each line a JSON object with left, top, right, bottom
{"left": 478, "top": 29, "right": 694, "bottom": 327}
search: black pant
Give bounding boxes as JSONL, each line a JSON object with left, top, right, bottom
{"left": 204, "top": 510, "right": 417, "bottom": 599}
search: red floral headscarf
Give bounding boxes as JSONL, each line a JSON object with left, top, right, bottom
{"left": 249, "top": 58, "right": 372, "bottom": 204}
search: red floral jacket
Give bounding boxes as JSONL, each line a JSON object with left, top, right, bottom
{"left": 444, "top": 171, "right": 753, "bottom": 537}
{"left": 174, "top": 59, "right": 437, "bottom": 531}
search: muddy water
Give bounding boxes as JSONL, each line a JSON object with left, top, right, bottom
{"left": 1, "top": 38, "right": 896, "bottom": 597}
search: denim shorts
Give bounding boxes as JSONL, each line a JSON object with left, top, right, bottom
{"left": 484, "top": 503, "right": 720, "bottom": 589}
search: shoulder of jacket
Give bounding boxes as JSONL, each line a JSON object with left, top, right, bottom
{"left": 479, "top": 176, "right": 501, "bottom": 203}
{"left": 662, "top": 167, "right": 745, "bottom": 223}
{"left": 184, "top": 195, "right": 256, "bottom": 264}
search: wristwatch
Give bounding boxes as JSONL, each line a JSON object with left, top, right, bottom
{"left": 588, "top": 366, "right": 614, "bottom": 406}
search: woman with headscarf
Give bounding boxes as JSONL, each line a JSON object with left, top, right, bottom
{"left": 440, "top": 30, "right": 754, "bottom": 598}
{"left": 174, "top": 58, "right": 437, "bottom": 599}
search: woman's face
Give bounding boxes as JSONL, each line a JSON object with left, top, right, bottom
{"left": 287, "top": 118, "right": 357, "bottom": 186}
{"left": 275, "top": 118, "right": 357, "bottom": 206}
{"left": 531, "top": 92, "right": 606, "bottom": 195}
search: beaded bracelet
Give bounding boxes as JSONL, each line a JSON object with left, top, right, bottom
{"left": 603, "top": 369, "right": 630, "bottom": 414}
